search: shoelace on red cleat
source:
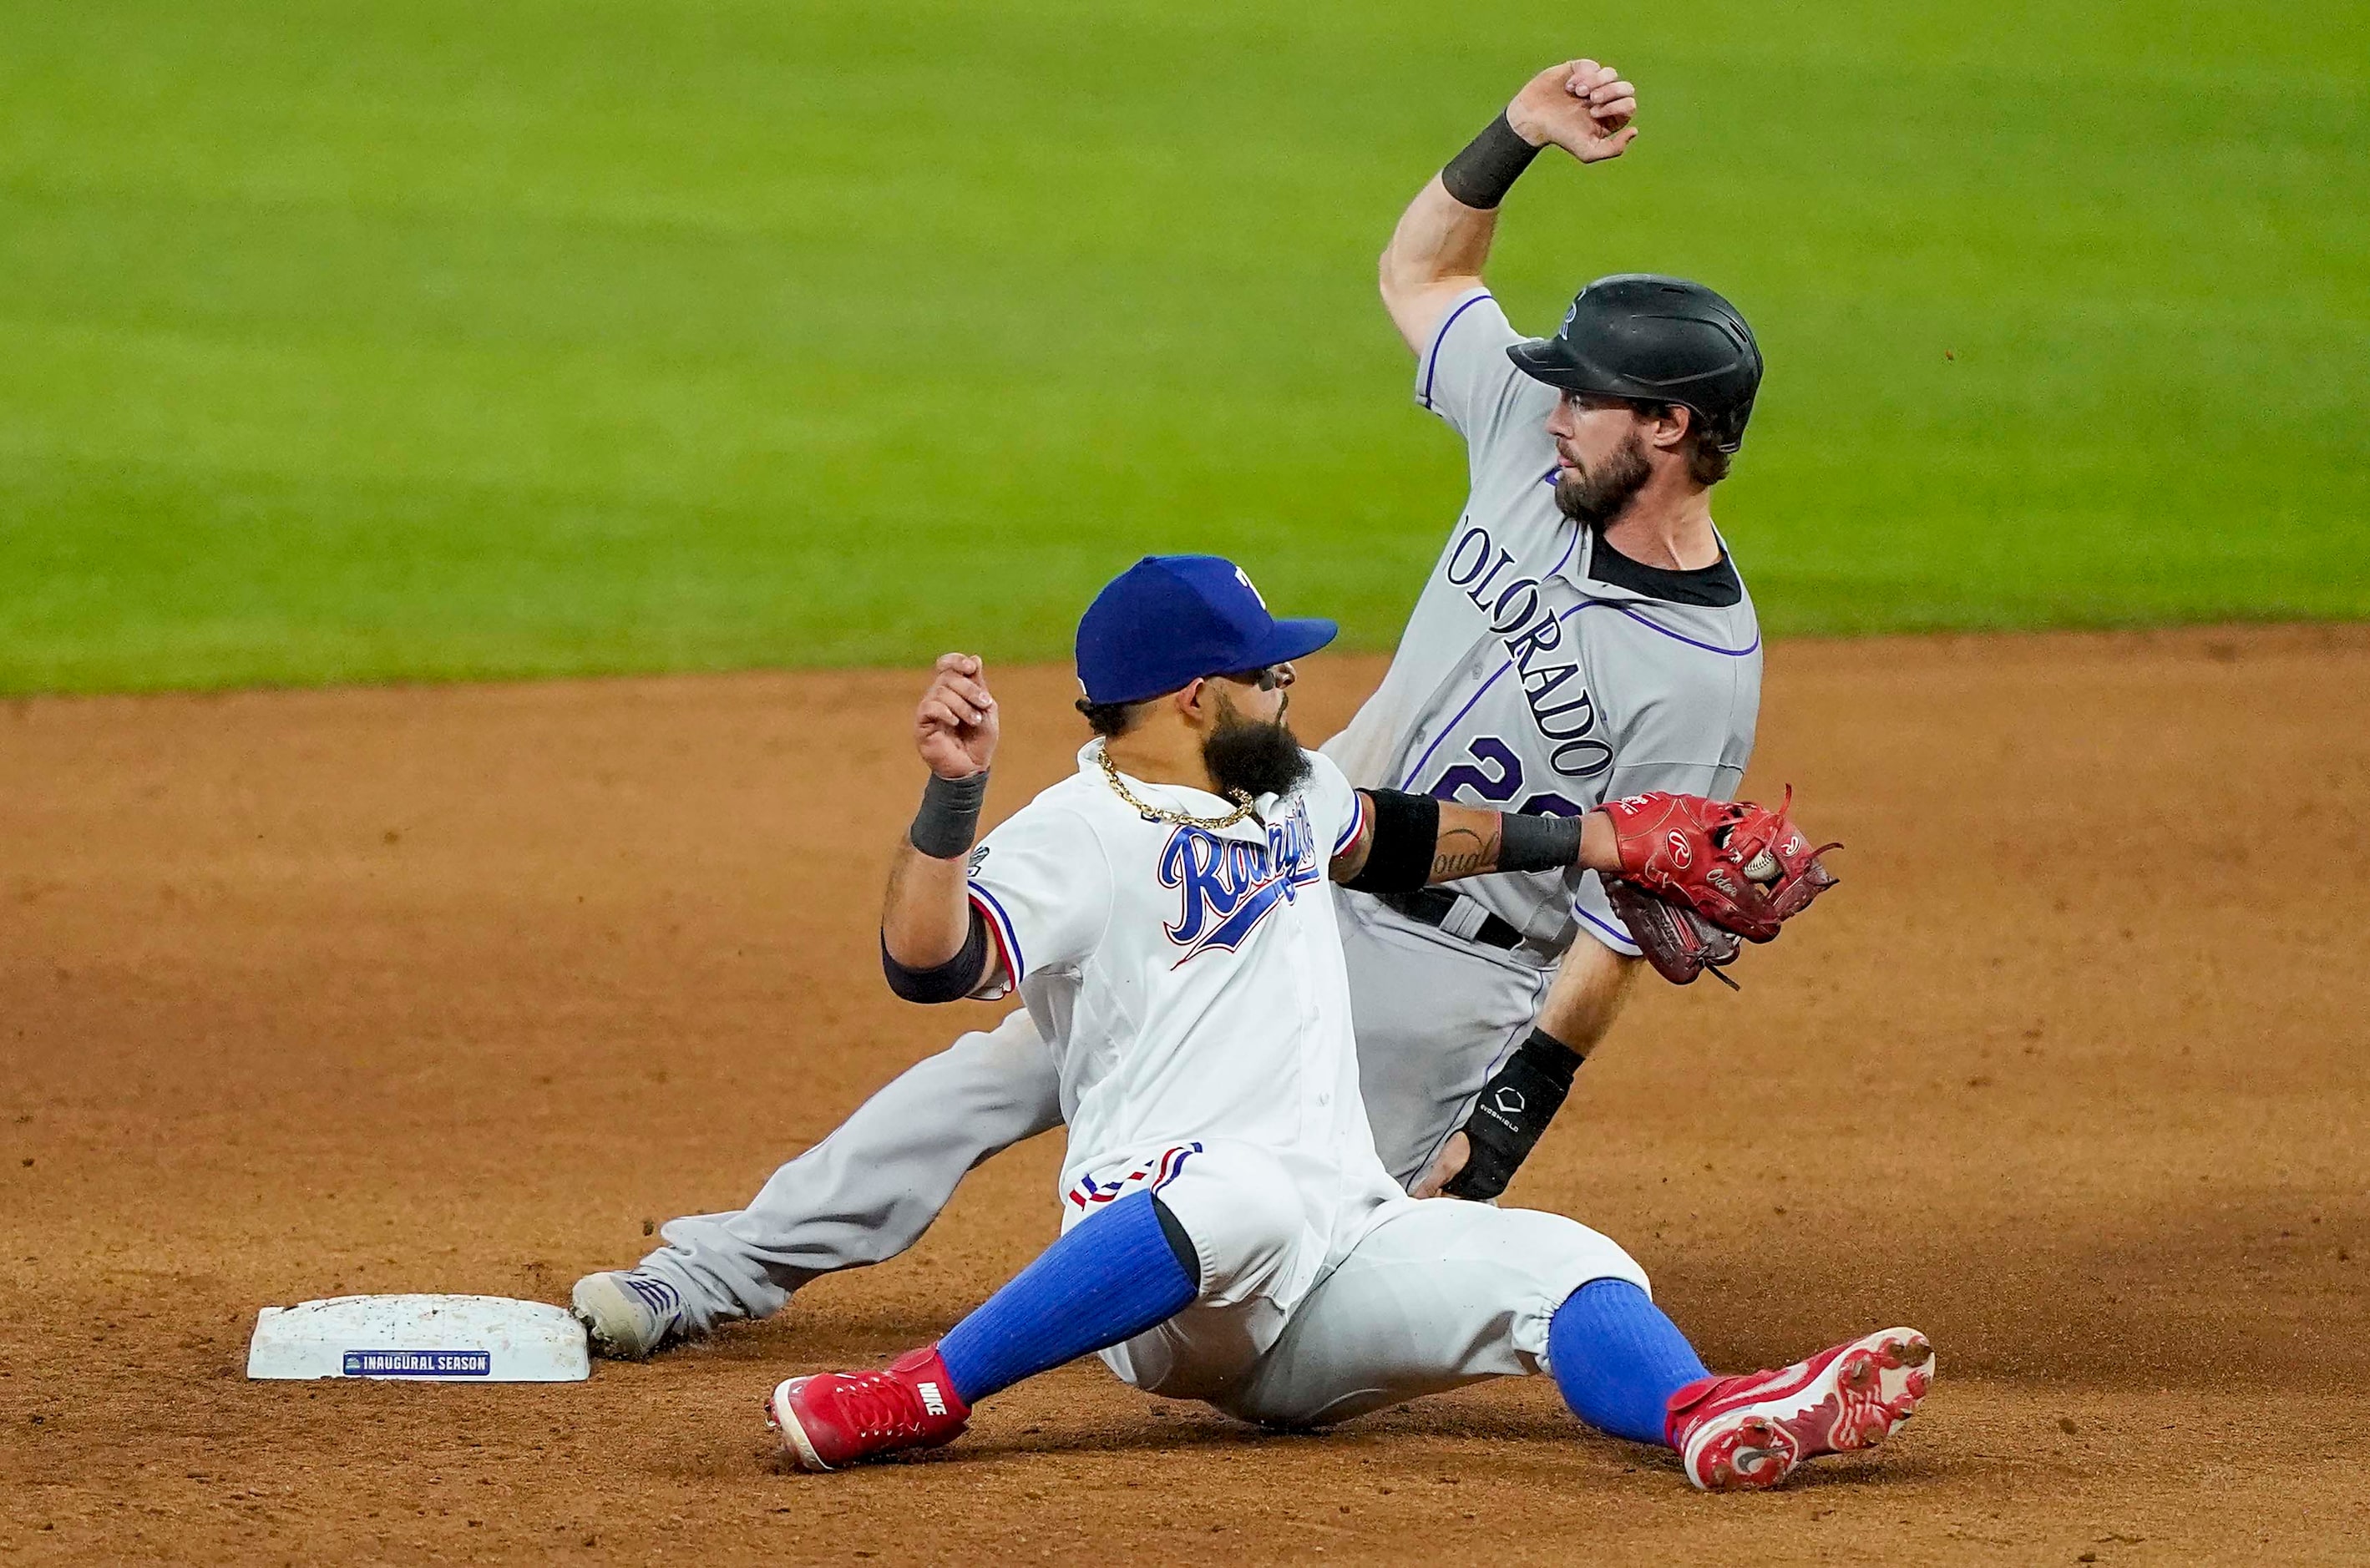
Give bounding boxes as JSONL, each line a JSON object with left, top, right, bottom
{"left": 828, "top": 1370, "right": 941, "bottom": 1444}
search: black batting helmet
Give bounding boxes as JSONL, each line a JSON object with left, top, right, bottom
{"left": 1507, "top": 275, "right": 1763, "bottom": 453}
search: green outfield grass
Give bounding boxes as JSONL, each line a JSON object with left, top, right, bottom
{"left": 2, "top": 0, "right": 2362, "bottom": 691}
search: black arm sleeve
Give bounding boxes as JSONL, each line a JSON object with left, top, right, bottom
{"left": 1496, "top": 810, "right": 1584, "bottom": 873}
{"left": 1440, "top": 1027, "right": 1583, "bottom": 1200}
{"left": 1343, "top": 788, "right": 1441, "bottom": 894}
{"left": 880, "top": 910, "right": 992, "bottom": 1004}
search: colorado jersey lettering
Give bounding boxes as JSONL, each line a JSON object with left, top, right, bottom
{"left": 963, "top": 746, "right": 1385, "bottom": 1209}
{"left": 1324, "top": 286, "right": 1763, "bottom": 957}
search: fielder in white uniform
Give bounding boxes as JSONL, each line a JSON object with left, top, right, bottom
{"left": 761, "top": 555, "right": 1932, "bottom": 1490}
{"left": 577, "top": 55, "right": 1784, "bottom": 1361}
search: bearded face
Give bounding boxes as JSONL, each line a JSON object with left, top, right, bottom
{"left": 1201, "top": 687, "right": 1310, "bottom": 802}
{"left": 1552, "top": 427, "right": 1654, "bottom": 527}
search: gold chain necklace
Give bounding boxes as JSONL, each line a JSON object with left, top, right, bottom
{"left": 1094, "top": 742, "right": 1258, "bottom": 829}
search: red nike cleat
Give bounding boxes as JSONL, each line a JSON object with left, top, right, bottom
{"left": 765, "top": 1345, "right": 971, "bottom": 1471}
{"left": 1664, "top": 1327, "right": 1935, "bottom": 1492}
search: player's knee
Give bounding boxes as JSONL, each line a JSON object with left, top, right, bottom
{"left": 944, "top": 1014, "right": 1060, "bottom": 1128}
{"left": 1491, "top": 1206, "right": 1653, "bottom": 1299}
{"left": 1153, "top": 1146, "right": 1305, "bottom": 1302}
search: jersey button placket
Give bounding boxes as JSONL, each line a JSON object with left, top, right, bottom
{"left": 1286, "top": 918, "right": 1329, "bottom": 1113}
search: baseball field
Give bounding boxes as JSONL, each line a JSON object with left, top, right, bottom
{"left": 9, "top": 632, "right": 2370, "bottom": 1563}
{"left": 3, "top": 0, "right": 2365, "bottom": 691}
{"left": 4, "top": 0, "right": 2367, "bottom": 1563}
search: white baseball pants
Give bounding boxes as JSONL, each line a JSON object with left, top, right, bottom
{"left": 1104, "top": 1140, "right": 1650, "bottom": 1427}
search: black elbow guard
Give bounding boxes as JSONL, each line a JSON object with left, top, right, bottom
{"left": 881, "top": 912, "right": 991, "bottom": 1004}
{"left": 1440, "top": 1027, "right": 1583, "bottom": 1201}
{"left": 1345, "top": 789, "right": 1440, "bottom": 894}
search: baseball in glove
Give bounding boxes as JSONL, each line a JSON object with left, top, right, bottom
{"left": 1597, "top": 787, "right": 1841, "bottom": 987}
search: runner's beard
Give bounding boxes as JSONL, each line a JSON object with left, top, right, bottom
{"left": 1554, "top": 430, "right": 1653, "bottom": 526}
{"left": 1203, "top": 691, "right": 1310, "bottom": 801}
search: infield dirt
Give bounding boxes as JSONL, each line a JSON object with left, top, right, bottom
{"left": 5, "top": 625, "right": 2367, "bottom": 1565}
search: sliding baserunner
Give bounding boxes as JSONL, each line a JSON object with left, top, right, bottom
{"left": 575, "top": 52, "right": 1790, "bottom": 1359}
{"left": 761, "top": 555, "right": 1927, "bottom": 1492}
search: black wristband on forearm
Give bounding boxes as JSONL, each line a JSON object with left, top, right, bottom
{"left": 1440, "top": 1026, "right": 1584, "bottom": 1201}
{"left": 1496, "top": 811, "right": 1585, "bottom": 873}
{"left": 909, "top": 769, "right": 989, "bottom": 859}
{"left": 1344, "top": 789, "right": 1441, "bottom": 894}
{"left": 1440, "top": 112, "right": 1544, "bottom": 210}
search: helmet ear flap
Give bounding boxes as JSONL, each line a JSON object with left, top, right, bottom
{"left": 1657, "top": 397, "right": 1750, "bottom": 463}
{"left": 1700, "top": 395, "right": 1754, "bottom": 455}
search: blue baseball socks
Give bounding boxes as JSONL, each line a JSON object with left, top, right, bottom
{"left": 932, "top": 1207, "right": 1702, "bottom": 1436}
{"left": 934, "top": 1189, "right": 1200, "bottom": 1405}
{"left": 1546, "top": 1277, "right": 1712, "bottom": 1444}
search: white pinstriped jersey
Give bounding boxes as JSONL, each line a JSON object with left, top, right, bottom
{"left": 1324, "top": 288, "right": 1763, "bottom": 958}
{"left": 964, "top": 745, "right": 1400, "bottom": 1223}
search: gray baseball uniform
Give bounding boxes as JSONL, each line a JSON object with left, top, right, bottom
{"left": 638, "top": 287, "right": 1762, "bottom": 1333}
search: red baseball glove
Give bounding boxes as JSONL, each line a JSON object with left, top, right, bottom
{"left": 1596, "top": 788, "right": 1840, "bottom": 986}
{"left": 1601, "top": 878, "right": 1748, "bottom": 988}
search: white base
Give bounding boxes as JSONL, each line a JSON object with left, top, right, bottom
{"left": 246, "top": 1293, "right": 590, "bottom": 1382}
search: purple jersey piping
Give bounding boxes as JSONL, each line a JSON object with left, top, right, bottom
{"left": 1545, "top": 520, "right": 1579, "bottom": 579}
{"left": 1572, "top": 903, "right": 1643, "bottom": 953}
{"left": 1397, "top": 660, "right": 1516, "bottom": 790}
{"left": 1420, "top": 291, "right": 1495, "bottom": 412}
{"left": 1583, "top": 599, "right": 1761, "bottom": 658}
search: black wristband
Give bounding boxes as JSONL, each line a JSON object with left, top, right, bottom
{"left": 1440, "top": 112, "right": 1544, "bottom": 210}
{"left": 909, "top": 769, "right": 989, "bottom": 859}
{"left": 1345, "top": 789, "right": 1441, "bottom": 894}
{"left": 1496, "top": 811, "right": 1584, "bottom": 873}
{"left": 1440, "top": 1026, "right": 1584, "bottom": 1201}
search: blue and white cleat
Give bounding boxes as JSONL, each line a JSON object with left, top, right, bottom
{"left": 570, "top": 1270, "right": 691, "bottom": 1361}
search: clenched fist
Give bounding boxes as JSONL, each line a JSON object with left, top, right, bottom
{"left": 1507, "top": 58, "right": 1638, "bottom": 164}
{"left": 914, "top": 653, "right": 998, "bottom": 780}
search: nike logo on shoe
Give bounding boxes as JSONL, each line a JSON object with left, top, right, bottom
{"left": 765, "top": 1347, "right": 972, "bottom": 1471}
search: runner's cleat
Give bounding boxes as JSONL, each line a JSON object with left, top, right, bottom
{"left": 1664, "top": 1327, "right": 1935, "bottom": 1491}
{"left": 570, "top": 1270, "right": 690, "bottom": 1361}
{"left": 766, "top": 1346, "right": 971, "bottom": 1471}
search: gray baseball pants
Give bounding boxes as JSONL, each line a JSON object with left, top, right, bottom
{"left": 638, "top": 892, "right": 1557, "bottom": 1333}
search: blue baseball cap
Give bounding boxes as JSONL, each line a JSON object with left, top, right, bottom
{"left": 1076, "top": 554, "right": 1338, "bottom": 706}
